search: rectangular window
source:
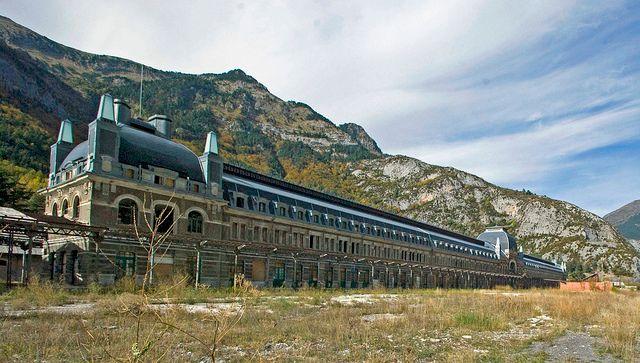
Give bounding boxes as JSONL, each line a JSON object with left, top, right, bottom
{"left": 124, "top": 169, "right": 135, "bottom": 179}
{"left": 274, "top": 262, "right": 285, "bottom": 287}
{"left": 165, "top": 178, "right": 175, "bottom": 188}
{"left": 240, "top": 224, "right": 246, "bottom": 240}
{"left": 232, "top": 222, "right": 238, "bottom": 239}
{"left": 193, "top": 184, "right": 200, "bottom": 193}
{"left": 115, "top": 252, "right": 136, "bottom": 278}
{"left": 313, "top": 215, "right": 319, "bottom": 223}
{"left": 259, "top": 202, "right": 266, "bottom": 212}
{"left": 154, "top": 175, "right": 163, "bottom": 185}
{"left": 254, "top": 226, "right": 260, "bottom": 241}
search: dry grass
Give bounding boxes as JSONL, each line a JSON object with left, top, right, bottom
{"left": 0, "top": 284, "right": 638, "bottom": 362}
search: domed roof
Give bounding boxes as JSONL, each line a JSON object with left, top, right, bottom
{"left": 118, "top": 125, "right": 205, "bottom": 182}
{"left": 60, "top": 140, "right": 89, "bottom": 170}
{"left": 58, "top": 124, "right": 205, "bottom": 183}
{"left": 477, "top": 227, "right": 518, "bottom": 252}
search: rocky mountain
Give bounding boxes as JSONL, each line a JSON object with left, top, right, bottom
{"left": 338, "top": 123, "right": 383, "bottom": 156}
{"left": 605, "top": 200, "right": 640, "bottom": 244}
{"left": 1, "top": 16, "right": 638, "bottom": 276}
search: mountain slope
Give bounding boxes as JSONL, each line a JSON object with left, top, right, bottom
{"left": 284, "top": 156, "right": 639, "bottom": 275}
{"left": 605, "top": 200, "right": 640, "bottom": 242}
{"left": 1, "top": 16, "right": 638, "bottom": 276}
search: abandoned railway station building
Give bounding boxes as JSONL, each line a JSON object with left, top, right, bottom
{"left": 42, "top": 94, "right": 566, "bottom": 289}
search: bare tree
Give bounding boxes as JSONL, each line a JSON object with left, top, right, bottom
{"left": 82, "top": 191, "right": 246, "bottom": 361}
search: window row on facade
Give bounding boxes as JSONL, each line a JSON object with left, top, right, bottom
{"left": 54, "top": 160, "right": 87, "bottom": 186}
{"left": 524, "top": 260, "right": 563, "bottom": 273}
{"left": 116, "top": 198, "right": 204, "bottom": 234}
{"left": 51, "top": 195, "right": 81, "bottom": 219}
{"left": 229, "top": 219, "right": 504, "bottom": 273}
{"left": 224, "top": 181, "right": 497, "bottom": 261}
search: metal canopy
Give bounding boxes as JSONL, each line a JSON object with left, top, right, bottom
{"left": 0, "top": 208, "right": 108, "bottom": 287}
{"left": 0, "top": 213, "right": 107, "bottom": 240}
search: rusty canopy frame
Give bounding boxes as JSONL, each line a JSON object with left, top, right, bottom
{"left": 0, "top": 213, "right": 107, "bottom": 287}
{"left": 106, "top": 229, "right": 524, "bottom": 289}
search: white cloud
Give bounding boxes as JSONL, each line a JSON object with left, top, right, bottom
{"left": 1, "top": 0, "right": 638, "bottom": 214}
{"left": 390, "top": 103, "right": 640, "bottom": 185}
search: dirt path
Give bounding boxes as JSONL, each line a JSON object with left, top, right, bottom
{"left": 528, "top": 331, "right": 620, "bottom": 362}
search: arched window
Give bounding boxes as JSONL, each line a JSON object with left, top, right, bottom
{"left": 72, "top": 196, "right": 80, "bottom": 219}
{"left": 61, "top": 199, "right": 69, "bottom": 216}
{"left": 118, "top": 198, "right": 138, "bottom": 225}
{"left": 154, "top": 204, "right": 174, "bottom": 234}
{"left": 51, "top": 203, "right": 58, "bottom": 217}
{"left": 188, "top": 211, "right": 203, "bottom": 234}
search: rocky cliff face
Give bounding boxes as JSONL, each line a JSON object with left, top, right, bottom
{"left": 338, "top": 123, "right": 383, "bottom": 156}
{"left": 1, "top": 16, "right": 638, "bottom": 275}
{"left": 284, "top": 156, "right": 638, "bottom": 275}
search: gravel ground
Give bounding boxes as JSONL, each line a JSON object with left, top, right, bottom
{"left": 528, "top": 331, "right": 621, "bottom": 362}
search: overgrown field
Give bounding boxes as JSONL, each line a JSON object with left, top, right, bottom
{"left": 1, "top": 281, "right": 639, "bottom": 362}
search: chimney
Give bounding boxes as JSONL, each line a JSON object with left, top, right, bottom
{"left": 148, "top": 114, "right": 172, "bottom": 139}
{"left": 114, "top": 99, "right": 131, "bottom": 124}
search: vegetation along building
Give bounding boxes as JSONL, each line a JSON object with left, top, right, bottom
{"left": 42, "top": 94, "right": 566, "bottom": 288}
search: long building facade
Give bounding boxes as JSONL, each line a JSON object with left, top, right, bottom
{"left": 42, "top": 94, "right": 566, "bottom": 288}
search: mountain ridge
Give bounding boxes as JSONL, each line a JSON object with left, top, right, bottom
{"left": 605, "top": 200, "right": 640, "bottom": 242}
{"left": 1, "top": 16, "right": 638, "bottom": 276}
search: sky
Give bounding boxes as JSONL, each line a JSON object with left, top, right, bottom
{"left": 1, "top": 0, "right": 639, "bottom": 216}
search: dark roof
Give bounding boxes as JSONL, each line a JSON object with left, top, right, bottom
{"left": 523, "top": 254, "right": 555, "bottom": 265}
{"left": 58, "top": 124, "right": 205, "bottom": 183}
{"left": 223, "top": 163, "right": 485, "bottom": 246}
{"left": 119, "top": 125, "right": 205, "bottom": 182}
